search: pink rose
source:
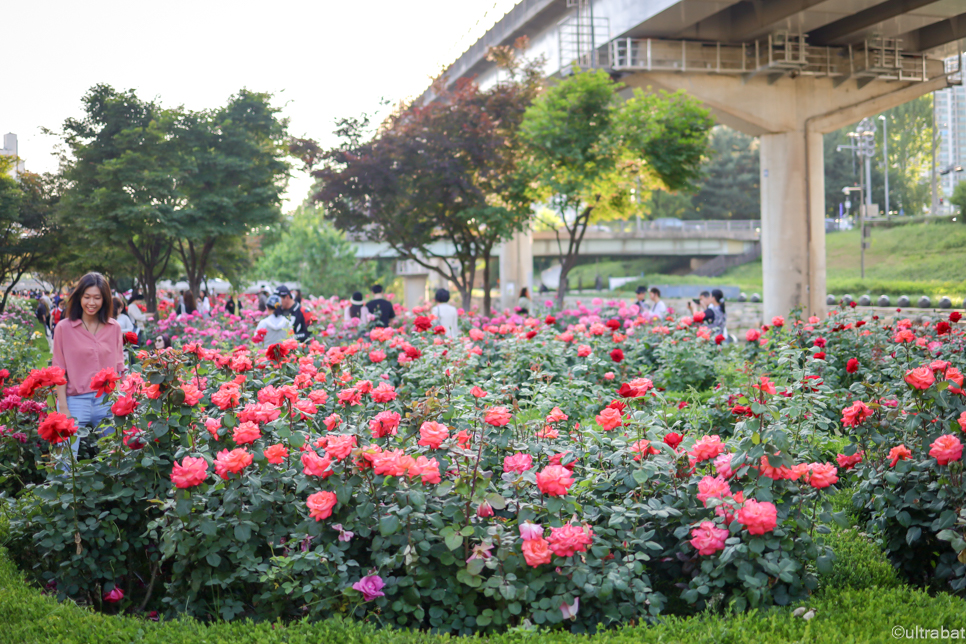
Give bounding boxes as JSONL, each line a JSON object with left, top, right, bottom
{"left": 306, "top": 490, "right": 338, "bottom": 521}
{"left": 696, "top": 475, "right": 731, "bottom": 506}
{"left": 930, "top": 434, "right": 963, "bottom": 466}
{"left": 504, "top": 453, "right": 534, "bottom": 473}
{"left": 547, "top": 523, "right": 593, "bottom": 557}
{"left": 690, "top": 521, "right": 728, "bottom": 555}
{"left": 735, "top": 499, "right": 778, "bottom": 535}
{"left": 171, "top": 456, "right": 208, "bottom": 489}
{"left": 484, "top": 406, "right": 512, "bottom": 427}
{"left": 536, "top": 464, "right": 574, "bottom": 496}
{"left": 904, "top": 366, "right": 935, "bottom": 390}
{"left": 417, "top": 421, "right": 449, "bottom": 449}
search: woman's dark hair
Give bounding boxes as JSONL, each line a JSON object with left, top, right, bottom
{"left": 154, "top": 334, "right": 172, "bottom": 350}
{"left": 519, "top": 287, "right": 529, "bottom": 298}
{"left": 435, "top": 288, "right": 450, "bottom": 303}
{"left": 68, "top": 272, "right": 113, "bottom": 323}
{"left": 183, "top": 291, "right": 197, "bottom": 314}
{"left": 349, "top": 291, "right": 364, "bottom": 319}
{"left": 371, "top": 284, "right": 384, "bottom": 294}
{"left": 711, "top": 288, "right": 726, "bottom": 314}
{"left": 112, "top": 296, "right": 126, "bottom": 317}
{"left": 129, "top": 292, "right": 144, "bottom": 303}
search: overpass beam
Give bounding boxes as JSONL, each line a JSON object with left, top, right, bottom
{"left": 499, "top": 228, "right": 534, "bottom": 313}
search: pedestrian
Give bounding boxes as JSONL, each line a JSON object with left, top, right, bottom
{"left": 127, "top": 292, "right": 147, "bottom": 328}
{"left": 431, "top": 288, "right": 459, "bottom": 338}
{"left": 517, "top": 287, "right": 531, "bottom": 316}
{"left": 35, "top": 295, "right": 51, "bottom": 335}
{"left": 52, "top": 272, "right": 125, "bottom": 460}
{"left": 199, "top": 290, "right": 212, "bottom": 317}
{"left": 276, "top": 285, "right": 310, "bottom": 342}
{"left": 257, "top": 286, "right": 269, "bottom": 312}
{"left": 113, "top": 296, "right": 136, "bottom": 335}
{"left": 178, "top": 290, "right": 196, "bottom": 316}
{"left": 154, "top": 334, "right": 173, "bottom": 350}
{"left": 52, "top": 296, "right": 66, "bottom": 327}
{"left": 256, "top": 295, "right": 293, "bottom": 345}
{"left": 344, "top": 291, "right": 372, "bottom": 328}
{"left": 365, "top": 284, "right": 395, "bottom": 328}
{"left": 293, "top": 288, "right": 303, "bottom": 305}
{"left": 647, "top": 287, "right": 667, "bottom": 318}
{"left": 225, "top": 292, "right": 239, "bottom": 316}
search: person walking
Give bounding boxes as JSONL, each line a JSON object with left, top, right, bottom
{"left": 225, "top": 292, "right": 239, "bottom": 316}
{"left": 517, "top": 287, "right": 531, "bottom": 316}
{"left": 365, "top": 284, "right": 395, "bottom": 328}
{"left": 52, "top": 272, "right": 125, "bottom": 459}
{"left": 177, "top": 290, "right": 197, "bottom": 316}
{"left": 256, "top": 295, "right": 293, "bottom": 345}
{"left": 113, "top": 296, "right": 136, "bottom": 336}
{"left": 276, "top": 285, "right": 310, "bottom": 342}
{"left": 647, "top": 287, "right": 667, "bottom": 318}
{"left": 127, "top": 293, "right": 147, "bottom": 328}
{"left": 344, "top": 292, "right": 372, "bottom": 328}
{"left": 199, "top": 290, "right": 212, "bottom": 317}
{"left": 257, "top": 287, "right": 269, "bottom": 313}
{"left": 431, "top": 288, "right": 459, "bottom": 338}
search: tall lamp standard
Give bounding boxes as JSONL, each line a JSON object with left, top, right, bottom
{"left": 878, "top": 115, "right": 889, "bottom": 218}
{"left": 842, "top": 186, "right": 866, "bottom": 278}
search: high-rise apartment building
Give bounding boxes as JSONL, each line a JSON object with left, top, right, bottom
{"left": 0, "top": 133, "right": 25, "bottom": 179}
{"left": 934, "top": 55, "right": 966, "bottom": 203}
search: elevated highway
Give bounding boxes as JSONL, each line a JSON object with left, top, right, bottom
{"left": 429, "top": 0, "right": 965, "bottom": 316}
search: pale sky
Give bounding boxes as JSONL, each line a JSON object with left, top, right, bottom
{"left": 2, "top": 0, "right": 519, "bottom": 210}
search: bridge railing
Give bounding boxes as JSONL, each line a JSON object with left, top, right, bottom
{"left": 571, "top": 219, "right": 760, "bottom": 234}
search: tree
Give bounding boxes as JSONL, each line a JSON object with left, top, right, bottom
{"left": 0, "top": 164, "right": 64, "bottom": 313}
{"left": 57, "top": 85, "right": 179, "bottom": 312}
{"left": 689, "top": 126, "right": 759, "bottom": 219}
{"left": 951, "top": 180, "right": 966, "bottom": 220}
{"left": 297, "top": 39, "right": 542, "bottom": 313}
{"left": 172, "top": 90, "right": 289, "bottom": 298}
{"left": 521, "top": 68, "right": 713, "bottom": 307}
{"left": 256, "top": 204, "right": 374, "bottom": 297}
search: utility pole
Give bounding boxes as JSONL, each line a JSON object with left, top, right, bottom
{"left": 932, "top": 101, "right": 940, "bottom": 216}
{"left": 879, "top": 114, "right": 889, "bottom": 217}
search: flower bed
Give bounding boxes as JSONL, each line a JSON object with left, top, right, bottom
{"left": 1, "top": 300, "right": 965, "bottom": 633}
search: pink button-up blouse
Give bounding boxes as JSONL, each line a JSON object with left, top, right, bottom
{"left": 52, "top": 318, "right": 125, "bottom": 397}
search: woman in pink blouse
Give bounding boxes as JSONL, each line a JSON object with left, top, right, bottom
{"left": 52, "top": 272, "right": 124, "bottom": 454}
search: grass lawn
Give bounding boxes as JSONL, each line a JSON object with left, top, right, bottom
{"left": 608, "top": 221, "right": 966, "bottom": 301}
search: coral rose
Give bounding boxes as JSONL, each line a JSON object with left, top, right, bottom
{"left": 836, "top": 451, "right": 864, "bottom": 470}
{"left": 484, "top": 406, "right": 512, "bottom": 427}
{"left": 214, "top": 448, "right": 253, "bottom": 479}
{"left": 547, "top": 523, "right": 593, "bottom": 557}
{"left": 522, "top": 537, "right": 552, "bottom": 567}
{"left": 807, "top": 462, "right": 838, "bottom": 489}
{"left": 546, "top": 407, "right": 568, "bottom": 424}
{"left": 325, "top": 434, "right": 357, "bottom": 461}
{"left": 263, "top": 443, "right": 289, "bottom": 465}
{"left": 696, "top": 475, "right": 731, "bottom": 506}
{"left": 536, "top": 464, "right": 574, "bottom": 496}
{"left": 577, "top": 344, "right": 592, "bottom": 357}
{"left": 301, "top": 450, "right": 333, "bottom": 477}
{"left": 171, "top": 456, "right": 208, "bottom": 489}
{"left": 370, "top": 382, "right": 397, "bottom": 403}
{"left": 929, "top": 434, "right": 963, "bottom": 466}
{"left": 735, "top": 499, "right": 778, "bottom": 535}
{"left": 904, "top": 366, "right": 935, "bottom": 390}
{"left": 369, "top": 410, "right": 401, "bottom": 438}
{"left": 306, "top": 490, "right": 338, "bottom": 521}
{"left": 888, "top": 445, "right": 912, "bottom": 468}
{"left": 111, "top": 396, "right": 137, "bottom": 417}
{"left": 417, "top": 421, "right": 449, "bottom": 449}
{"left": 504, "top": 453, "right": 533, "bottom": 473}
{"left": 595, "top": 407, "right": 623, "bottom": 431}
{"left": 232, "top": 421, "right": 261, "bottom": 445}
{"left": 690, "top": 521, "right": 728, "bottom": 556}
{"left": 90, "top": 368, "right": 121, "bottom": 398}
{"left": 689, "top": 435, "right": 726, "bottom": 462}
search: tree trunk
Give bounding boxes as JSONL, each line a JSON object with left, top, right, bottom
{"left": 552, "top": 204, "right": 596, "bottom": 310}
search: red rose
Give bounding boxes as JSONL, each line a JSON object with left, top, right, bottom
{"left": 545, "top": 315, "right": 556, "bottom": 325}
{"left": 950, "top": 311, "right": 962, "bottom": 323}
{"left": 525, "top": 330, "right": 537, "bottom": 340}
{"left": 605, "top": 319, "right": 621, "bottom": 331}
{"left": 693, "top": 311, "right": 705, "bottom": 323}
{"left": 609, "top": 348, "right": 624, "bottom": 363}
{"left": 433, "top": 325, "right": 446, "bottom": 335}
{"left": 617, "top": 383, "right": 637, "bottom": 398}
{"left": 38, "top": 412, "right": 77, "bottom": 444}
{"left": 265, "top": 343, "right": 289, "bottom": 362}
{"left": 663, "top": 432, "right": 683, "bottom": 449}
{"left": 846, "top": 358, "right": 859, "bottom": 374}
{"left": 111, "top": 396, "right": 137, "bottom": 416}
{"left": 124, "top": 331, "right": 139, "bottom": 345}
{"left": 936, "top": 321, "right": 951, "bottom": 335}
{"left": 90, "top": 368, "right": 121, "bottom": 398}
{"left": 714, "top": 334, "right": 724, "bottom": 345}
{"left": 813, "top": 351, "right": 826, "bottom": 360}
{"left": 413, "top": 316, "right": 432, "bottom": 332}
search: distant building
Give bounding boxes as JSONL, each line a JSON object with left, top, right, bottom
{"left": 934, "top": 57, "right": 966, "bottom": 202}
{"left": 1, "top": 133, "right": 26, "bottom": 179}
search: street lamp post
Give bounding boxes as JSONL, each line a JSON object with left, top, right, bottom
{"left": 843, "top": 186, "right": 866, "bottom": 278}
{"left": 879, "top": 115, "right": 889, "bottom": 217}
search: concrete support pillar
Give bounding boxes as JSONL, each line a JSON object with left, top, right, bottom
{"left": 402, "top": 275, "right": 428, "bottom": 311}
{"left": 499, "top": 228, "right": 534, "bottom": 312}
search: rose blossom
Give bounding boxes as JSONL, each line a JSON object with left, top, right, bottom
{"left": 504, "top": 453, "right": 533, "bottom": 473}
{"left": 841, "top": 401, "right": 872, "bottom": 427}
{"left": 690, "top": 521, "right": 728, "bottom": 555}
{"left": 689, "top": 435, "right": 726, "bottom": 462}
{"left": 263, "top": 444, "right": 289, "bottom": 465}
{"left": 232, "top": 421, "right": 261, "bottom": 445}
{"left": 417, "top": 421, "right": 449, "bottom": 449}
{"left": 214, "top": 448, "right": 253, "bottom": 479}
{"left": 696, "top": 475, "right": 731, "bottom": 506}
{"left": 519, "top": 521, "right": 543, "bottom": 541}
{"left": 111, "top": 396, "right": 137, "bottom": 417}
{"left": 929, "top": 434, "right": 963, "bottom": 466}
{"left": 807, "top": 462, "right": 838, "bottom": 488}
{"left": 370, "top": 382, "right": 397, "bottom": 403}
{"left": 302, "top": 451, "right": 333, "bottom": 477}
{"left": 37, "top": 412, "right": 77, "bottom": 444}
{"left": 547, "top": 523, "right": 593, "bottom": 557}
{"left": 522, "top": 537, "right": 552, "bottom": 567}
{"left": 836, "top": 451, "right": 863, "bottom": 470}
{"left": 904, "top": 366, "right": 935, "bottom": 390}
{"left": 171, "top": 456, "right": 208, "bottom": 489}
{"left": 735, "top": 499, "right": 778, "bottom": 535}
{"left": 595, "top": 407, "right": 623, "bottom": 431}
{"left": 306, "top": 491, "right": 338, "bottom": 521}
{"left": 536, "top": 464, "right": 574, "bottom": 496}
{"left": 352, "top": 574, "right": 385, "bottom": 601}
{"left": 369, "top": 410, "right": 401, "bottom": 438}
{"left": 484, "top": 406, "right": 512, "bottom": 427}
{"left": 325, "top": 434, "right": 357, "bottom": 461}
{"left": 887, "top": 445, "right": 912, "bottom": 467}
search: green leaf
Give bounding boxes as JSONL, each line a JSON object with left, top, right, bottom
{"left": 632, "top": 469, "right": 650, "bottom": 485}
{"left": 380, "top": 515, "right": 401, "bottom": 536}
{"left": 206, "top": 552, "right": 222, "bottom": 567}
{"left": 234, "top": 524, "right": 251, "bottom": 541}
{"left": 445, "top": 534, "right": 463, "bottom": 551}
{"left": 906, "top": 526, "right": 922, "bottom": 546}
{"left": 816, "top": 555, "right": 833, "bottom": 575}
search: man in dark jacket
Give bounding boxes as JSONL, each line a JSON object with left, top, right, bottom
{"left": 365, "top": 284, "right": 395, "bottom": 327}
{"left": 276, "top": 285, "right": 310, "bottom": 342}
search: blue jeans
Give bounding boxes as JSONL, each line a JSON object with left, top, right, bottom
{"left": 63, "top": 392, "right": 113, "bottom": 461}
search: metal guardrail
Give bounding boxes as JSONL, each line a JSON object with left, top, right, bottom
{"left": 583, "top": 219, "right": 760, "bottom": 233}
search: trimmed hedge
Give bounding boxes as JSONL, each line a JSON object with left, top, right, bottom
{"left": 1, "top": 546, "right": 965, "bottom": 644}
{"left": 821, "top": 528, "right": 901, "bottom": 592}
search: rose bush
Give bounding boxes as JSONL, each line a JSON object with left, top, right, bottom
{"left": 4, "top": 296, "right": 966, "bottom": 632}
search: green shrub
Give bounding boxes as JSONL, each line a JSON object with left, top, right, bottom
{"left": 2, "top": 545, "right": 966, "bottom": 644}
{"left": 821, "top": 528, "right": 900, "bottom": 592}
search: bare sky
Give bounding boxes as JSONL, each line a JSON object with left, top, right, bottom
{"left": 2, "top": 0, "right": 518, "bottom": 210}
